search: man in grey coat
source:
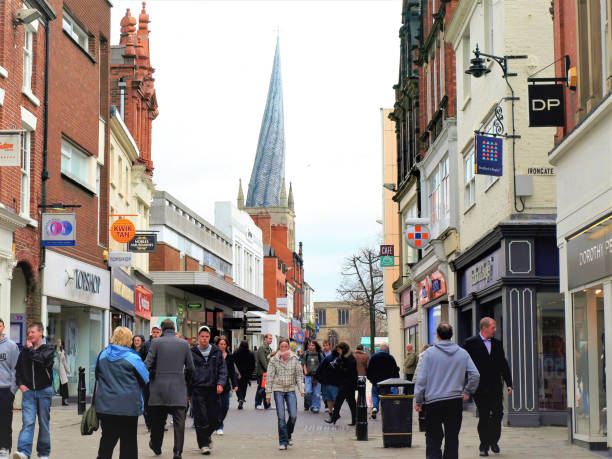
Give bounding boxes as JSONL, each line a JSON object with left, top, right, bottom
{"left": 145, "top": 319, "right": 195, "bottom": 459}
{"left": 414, "top": 323, "right": 480, "bottom": 459}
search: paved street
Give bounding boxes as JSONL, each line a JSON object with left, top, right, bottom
{"left": 8, "top": 388, "right": 602, "bottom": 458}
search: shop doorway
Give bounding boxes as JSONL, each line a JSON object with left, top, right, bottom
{"left": 458, "top": 308, "right": 473, "bottom": 345}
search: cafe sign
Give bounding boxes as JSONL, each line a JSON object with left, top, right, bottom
{"left": 567, "top": 217, "right": 612, "bottom": 290}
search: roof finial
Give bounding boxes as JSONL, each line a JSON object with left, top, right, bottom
{"left": 288, "top": 182, "right": 294, "bottom": 211}
{"left": 280, "top": 178, "right": 288, "bottom": 207}
{"left": 237, "top": 179, "right": 245, "bottom": 209}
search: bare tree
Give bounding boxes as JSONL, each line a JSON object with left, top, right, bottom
{"left": 337, "top": 247, "right": 384, "bottom": 354}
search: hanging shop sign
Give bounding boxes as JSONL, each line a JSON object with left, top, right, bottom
{"left": 111, "top": 267, "right": 136, "bottom": 316}
{"left": 406, "top": 224, "right": 430, "bottom": 249}
{"left": 475, "top": 135, "right": 503, "bottom": 176}
{"left": 110, "top": 218, "right": 136, "bottom": 243}
{"left": 108, "top": 251, "right": 133, "bottom": 268}
{"left": 567, "top": 216, "right": 612, "bottom": 290}
{"left": 127, "top": 234, "right": 157, "bottom": 253}
{"left": 380, "top": 245, "right": 394, "bottom": 256}
{"left": 41, "top": 213, "right": 76, "bottom": 247}
{"left": 528, "top": 84, "right": 565, "bottom": 127}
{"left": 417, "top": 271, "right": 447, "bottom": 306}
{"left": 135, "top": 286, "right": 152, "bottom": 320}
{"left": 0, "top": 131, "right": 22, "bottom": 166}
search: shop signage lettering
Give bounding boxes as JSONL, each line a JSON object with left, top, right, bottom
{"left": 567, "top": 218, "right": 612, "bottom": 289}
{"left": 110, "top": 218, "right": 136, "bottom": 244}
{"left": 458, "top": 246, "right": 504, "bottom": 299}
{"left": 528, "top": 84, "right": 565, "bottom": 127}
{"left": 470, "top": 257, "right": 494, "bottom": 285}
{"left": 0, "top": 132, "right": 21, "bottom": 166}
{"left": 418, "top": 271, "right": 447, "bottom": 306}
{"left": 75, "top": 269, "right": 101, "bottom": 294}
{"left": 380, "top": 245, "right": 394, "bottom": 256}
{"left": 475, "top": 135, "right": 503, "bottom": 176}
{"left": 113, "top": 278, "right": 135, "bottom": 304}
{"left": 127, "top": 234, "right": 157, "bottom": 253}
{"left": 527, "top": 167, "right": 554, "bottom": 175}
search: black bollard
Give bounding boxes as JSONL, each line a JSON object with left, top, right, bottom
{"left": 77, "top": 366, "right": 86, "bottom": 415}
{"left": 356, "top": 376, "right": 368, "bottom": 441}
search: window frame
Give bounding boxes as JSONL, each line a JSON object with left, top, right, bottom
{"left": 62, "top": 10, "right": 89, "bottom": 51}
{"left": 464, "top": 148, "right": 476, "bottom": 210}
{"left": 20, "top": 132, "right": 31, "bottom": 218}
{"left": 317, "top": 309, "right": 326, "bottom": 326}
{"left": 61, "top": 139, "right": 91, "bottom": 190}
{"left": 338, "top": 309, "right": 349, "bottom": 326}
{"left": 23, "top": 28, "right": 34, "bottom": 93}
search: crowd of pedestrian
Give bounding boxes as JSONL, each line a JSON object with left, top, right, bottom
{"left": 0, "top": 315, "right": 514, "bottom": 458}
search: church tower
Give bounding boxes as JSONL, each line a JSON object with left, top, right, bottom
{"left": 242, "top": 37, "right": 296, "bottom": 251}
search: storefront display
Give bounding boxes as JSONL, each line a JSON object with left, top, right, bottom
{"left": 111, "top": 267, "right": 136, "bottom": 331}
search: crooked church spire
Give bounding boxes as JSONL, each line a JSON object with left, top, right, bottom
{"left": 246, "top": 37, "right": 286, "bottom": 207}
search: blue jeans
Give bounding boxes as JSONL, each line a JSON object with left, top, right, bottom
{"left": 17, "top": 385, "right": 53, "bottom": 457}
{"left": 304, "top": 376, "right": 321, "bottom": 410}
{"left": 218, "top": 391, "right": 230, "bottom": 429}
{"left": 371, "top": 384, "right": 397, "bottom": 411}
{"left": 273, "top": 391, "right": 297, "bottom": 446}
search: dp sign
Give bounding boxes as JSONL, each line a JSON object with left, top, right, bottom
{"left": 528, "top": 84, "right": 564, "bottom": 127}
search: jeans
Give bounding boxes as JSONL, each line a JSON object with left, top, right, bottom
{"left": 97, "top": 414, "right": 138, "bottom": 459}
{"left": 255, "top": 375, "right": 270, "bottom": 408}
{"left": 371, "top": 384, "right": 398, "bottom": 410}
{"left": 304, "top": 376, "right": 321, "bottom": 410}
{"left": 273, "top": 391, "right": 297, "bottom": 447}
{"left": 425, "top": 398, "right": 463, "bottom": 459}
{"left": 150, "top": 406, "right": 186, "bottom": 456}
{"left": 0, "top": 388, "right": 15, "bottom": 451}
{"left": 191, "top": 388, "right": 219, "bottom": 448}
{"left": 17, "top": 385, "right": 53, "bottom": 457}
{"left": 218, "top": 391, "right": 230, "bottom": 429}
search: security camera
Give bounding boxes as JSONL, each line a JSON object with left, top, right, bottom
{"left": 15, "top": 8, "right": 42, "bottom": 25}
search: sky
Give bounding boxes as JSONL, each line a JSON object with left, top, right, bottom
{"left": 111, "top": 0, "right": 401, "bottom": 300}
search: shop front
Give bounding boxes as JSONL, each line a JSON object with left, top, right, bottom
{"left": 111, "top": 267, "right": 136, "bottom": 332}
{"left": 134, "top": 285, "right": 152, "bottom": 336}
{"left": 451, "top": 223, "right": 565, "bottom": 427}
{"left": 563, "top": 215, "right": 612, "bottom": 448}
{"left": 417, "top": 270, "right": 448, "bottom": 345}
{"left": 42, "top": 250, "right": 110, "bottom": 396}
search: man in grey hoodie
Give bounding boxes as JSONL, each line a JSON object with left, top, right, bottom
{"left": 414, "top": 323, "right": 480, "bottom": 459}
{"left": 0, "top": 318, "right": 19, "bottom": 458}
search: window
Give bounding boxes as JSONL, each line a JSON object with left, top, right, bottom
{"left": 464, "top": 149, "right": 475, "bottom": 208}
{"left": 462, "top": 32, "right": 471, "bottom": 100}
{"left": 317, "top": 309, "right": 326, "bottom": 326}
{"left": 23, "top": 28, "right": 34, "bottom": 92}
{"left": 485, "top": 0, "right": 495, "bottom": 55}
{"left": 338, "top": 309, "right": 349, "bottom": 326}
{"left": 117, "top": 156, "right": 123, "bottom": 193}
{"left": 429, "top": 156, "right": 449, "bottom": 224}
{"left": 96, "top": 164, "right": 101, "bottom": 243}
{"left": 429, "top": 166, "right": 440, "bottom": 224}
{"left": 20, "top": 132, "right": 31, "bottom": 217}
{"left": 537, "top": 292, "right": 566, "bottom": 411}
{"left": 62, "top": 11, "right": 88, "bottom": 50}
{"left": 61, "top": 139, "right": 90, "bottom": 188}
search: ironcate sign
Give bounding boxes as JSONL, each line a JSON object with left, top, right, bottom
{"left": 0, "top": 131, "right": 22, "bottom": 166}
{"left": 475, "top": 135, "right": 503, "bottom": 176}
{"left": 528, "top": 84, "right": 564, "bottom": 127}
{"left": 42, "top": 213, "right": 76, "bottom": 247}
{"left": 127, "top": 234, "right": 157, "bottom": 253}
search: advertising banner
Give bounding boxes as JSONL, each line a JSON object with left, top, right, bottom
{"left": 42, "top": 213, "right": 76, "bottom": 247}
{"left": 0, "top": 132, "right": 22, "bottom": 166}
{"left": 111, "top": 267, "right": 136, "bottom": 316}
{"left": 135, "top": 286, "right": 152, "bottom": 320}
{"left": 475, "top": 135, "right": 503, "bottom": 176}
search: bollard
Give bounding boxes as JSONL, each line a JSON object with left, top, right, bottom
{"left": 77, "top": 366, "right": 86, "bottom": 415}
{"left": 356, "top": 376, "right": 368, "bottom": 441}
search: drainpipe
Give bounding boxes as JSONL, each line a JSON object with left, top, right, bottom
{"left": 118, "top": 78, "right": 127, "bottom": 120}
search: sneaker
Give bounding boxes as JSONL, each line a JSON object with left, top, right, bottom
{"left": 278, "top": 445, "right": 287, "bottom": 450}
{"left": 200, "top": 446, "right": 211, "bottom": 455}
{"left": 288, "top": 439, "right": 294, "bottom": 446}
{"left": 371, "top": 407, "right": 378, "bottom": 419}
{"left": 255, "top": 405, "right": 263, "bottom": 410}
{"left": 11, "top": 453, "right": 27, "bottom": 459}
{"left": 311, "top": 408, "right": 319, "bottom": 413}
{"left": 217, "top": 429, "right": 224, "bottom": 435}
{"left": 0, "top": 448, "right": 9, "bottom": 459}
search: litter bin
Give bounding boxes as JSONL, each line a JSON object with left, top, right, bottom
{"left": 377, "top": 377, "right": 414, "bottom": 448}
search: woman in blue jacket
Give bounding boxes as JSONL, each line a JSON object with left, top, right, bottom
{"left": 95, "top": 326, "right": 149, "bottom": 459}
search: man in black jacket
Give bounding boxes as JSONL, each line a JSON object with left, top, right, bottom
{"left": 366, "top": 344, "right": 399, "bottom": 419}
{"left": 187, "top": 326, "right": 227, "bottom": 455}
{"left": 13, "top": 322, "right": 54, "bottom": 459}
{"left": 464, "top": 317, "right": 512, "bottom": 457}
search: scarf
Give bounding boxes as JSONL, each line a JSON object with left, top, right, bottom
{"left": 278, "top": 349, "right": 291, "bottom": 363}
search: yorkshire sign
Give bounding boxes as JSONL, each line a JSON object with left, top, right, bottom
{"left": 528, "top": 84, "right": 565, "bottom": 127}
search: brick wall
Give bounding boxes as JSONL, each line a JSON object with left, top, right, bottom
{"left": 149, "top": 242, "right": 180, "bottom": 271}
{"left": 184, "top": 254, "right": 200, "bottom": 271}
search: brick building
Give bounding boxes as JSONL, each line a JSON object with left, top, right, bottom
{"left": 0, "top": 0, "right": 55, "bottom": 341}
{"left": 548, "top": 0, "right": 611, "bottom": 448}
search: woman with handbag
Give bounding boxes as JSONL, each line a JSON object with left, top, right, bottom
{"left": 233, "top": 340, "right": 256, "bottom": 410}
{"left": 56, "top": 339, "right": 71, "bottom": 406}
{"left": 94, "top": 326, "right": 149, "bottom": 459}
{"left": 213, "top": 335, "right": 238, "bottom": 435}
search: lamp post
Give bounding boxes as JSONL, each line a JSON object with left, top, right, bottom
{"left": 465, "top": 44, "right": 528, "bottom": 213}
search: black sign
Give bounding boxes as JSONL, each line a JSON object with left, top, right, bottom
{"left": 567, "top": 217, "right": 612, "bottom": 290}
{"left": 528, "top": 84, "right": 564, "bottom": 127}
{"left": 127, "top": 234, "right": 157, "bottom": 253}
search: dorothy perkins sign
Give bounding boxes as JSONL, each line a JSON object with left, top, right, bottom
{"left": 567, "top": 217, "right": 612, "bottom": 290}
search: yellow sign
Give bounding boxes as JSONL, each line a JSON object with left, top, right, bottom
{"left": 110, "top": 218, "right": 135, "bottom": 243}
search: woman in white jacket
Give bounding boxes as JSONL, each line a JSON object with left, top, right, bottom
{"left": 56, "top": 339, "right": 70, "bottom": 406}
{"left": 265, "top": 339, "right": 305, "bottom": 450}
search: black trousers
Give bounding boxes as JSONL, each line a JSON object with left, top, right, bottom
{"left": 331, "top": 386, "right": 356, "bottom": 423}
{"left": 191, "top": 388, "right": 219, "bottom": 448}
{"left": 97, "top": 414, "right": 138, "bottom": 459}
{"left": 424, "top": 398, "right": 463, "bottom": 459}
{"left": 237, "top": 377, "right": 249, "bottom": 402}
{"left": 150, "top": 406, "right": 186, "bottom": 456}
{"left": 0, "top": 388, "right": 14, "bottom": 451}
{"left": 255, "top": 375, "right": 270, "bottom": 408}
{"left": 59, "top": 383, "right": 69, "bottom": 402}
{"left": 142, "top": 384, "right": 151, "bottom": 428}
{"left": 474, "top": 392, "right": 504, "bottom": 450}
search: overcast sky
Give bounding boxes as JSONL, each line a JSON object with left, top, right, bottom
{"left": 111, "top": 0, "right": 401, "bottom": 301}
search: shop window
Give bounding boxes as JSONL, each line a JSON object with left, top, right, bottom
{"left": 428, "top": 306, "right": 441, "bottom": 344}
{"left": 537, "top": 292, "right": 566, "bottom": 411}
{"left": 573, "top": 286, "right": 606, "bottom": 437}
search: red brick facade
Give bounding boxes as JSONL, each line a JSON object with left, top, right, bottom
{"left": 149, "top": 242, "right": 180, "bottom": 271}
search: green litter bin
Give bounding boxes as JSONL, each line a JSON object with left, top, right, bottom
{"left": 377, "top": 378, "right": 414, "bottom": 448}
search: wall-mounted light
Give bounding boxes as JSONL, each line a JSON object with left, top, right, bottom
{"left": 383, "top": 183, "right": 397, "bottom": 192}
{"left": 14, "top": 8, "right": 42, "bottom": 27}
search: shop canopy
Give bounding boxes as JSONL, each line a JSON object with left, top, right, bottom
{"left": 150, "top": 271, "right": 269, "bottom": 312}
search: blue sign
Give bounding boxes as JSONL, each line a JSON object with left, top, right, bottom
{"left": 316, "top": 323, "right": 319, "bottom": 333}
{"left": 475, "top": 135, "right": 503, "bottom": 176}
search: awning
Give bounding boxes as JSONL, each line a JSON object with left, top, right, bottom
{"left": 150, "top": 271, "right": 269, "bottom": 312}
